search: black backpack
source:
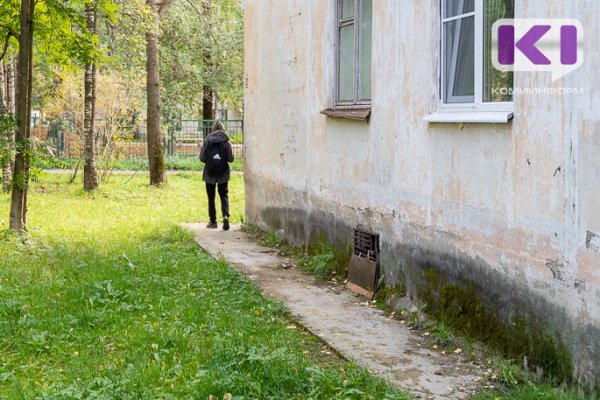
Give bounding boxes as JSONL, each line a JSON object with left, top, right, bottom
{"left": 204, "top": 141, "right": 228, "bottom": 175}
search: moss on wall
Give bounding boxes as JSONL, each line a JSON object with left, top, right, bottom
{"left": 419, "top": 267, "right": 573, "bottom": 383}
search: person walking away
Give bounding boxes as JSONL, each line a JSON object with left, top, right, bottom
{"left": 200, "top": 121, "right": 234, "bottom": 230}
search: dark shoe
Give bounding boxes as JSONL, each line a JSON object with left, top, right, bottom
{"left": 222, "top": 217, "right": 230, "bottom": 231}
{"left": 207, "top": 222, "right": 218, "bottom": 229}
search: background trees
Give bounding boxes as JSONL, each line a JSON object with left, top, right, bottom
{"left": 1, "top": 0, "right": 244, "bottom": 231}
{"left": 161, "top": 0, "right": 244, "bottom": 120}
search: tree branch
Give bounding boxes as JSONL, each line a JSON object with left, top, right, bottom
{"left": 0, "top": 25, "right": 18, "bottom": 39}
{"left": 0, "top": 28, "right": 18, "bottom": 62}
{"left": 0, "top": 35, "right": 12, "bottom": 62}
{"left": 182, "top": 0, "right": 219, "bottom": 47}
{"left": 158, "top": 0, "right": 177, "bottom": 17}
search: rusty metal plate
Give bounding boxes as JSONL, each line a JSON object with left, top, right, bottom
{"left": 346, "top": 254, "right": 378, "bottom": 298}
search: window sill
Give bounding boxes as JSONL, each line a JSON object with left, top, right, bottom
{"left": 423, "top": 111, "right": 514, "bottom": 124}
{"left": 320, "top": 107, "right": 371, "bottom": 121}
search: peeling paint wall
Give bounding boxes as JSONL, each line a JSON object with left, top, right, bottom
{"left": 243, "top": 0, "right": 600, "bottom": 385}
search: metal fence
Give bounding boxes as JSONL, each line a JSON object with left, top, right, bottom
{"left": 46, "top": 119, "right": 244, "bottom": 161}
{"left": 167, "top": 119, "right": 243, "bottom": 159}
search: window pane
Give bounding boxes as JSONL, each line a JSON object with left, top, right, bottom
{"left": 484, "top": 0, "right": 514, "bottom": 102}
{"left": 444, "top": 16, "right": 475, "bottom": 103}
{"left": 339, "top": 24, "right": 355, "bottom": 101}
{"left": 445, "top": 0, "right": 475, "bottom": 18}
{"left": 342, "top": 0, "right": 355, "bottom": 19}
{"left": 358, "top": 0, "right": 372, "bottom": 100}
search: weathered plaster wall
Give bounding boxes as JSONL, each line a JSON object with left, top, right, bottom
{"left": 244, "top": 0, "right": 600, "bottom": 386}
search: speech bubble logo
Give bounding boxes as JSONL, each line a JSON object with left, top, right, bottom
{"left": 492, "top": 19, "right": 584, "bottom": 82}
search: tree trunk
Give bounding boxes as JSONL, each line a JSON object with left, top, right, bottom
{"left": 10, "top": 0, "right": 35, "bottom": 232}
{"left": 83, "top": 5, "right": 99, "bottom": 191}
{"left": 4, "top": 58, "right": 15, "bottom": 192}
{"left": 145, "top": 0, "right": 167, "bottom": 186}
{"left": 7, "top": 59, "right": 15, "bottom": 115}
{"left": 202, "top": 0, "right": 214, "bottom": 138}
{"left": 0, "top": 63, "right": 5, "bottom": 109}
{"left": 0, "top": 62, "right": 8, "bottom": 192}
{"left": 202, "top": 85, "right": 213, "bottom": 127}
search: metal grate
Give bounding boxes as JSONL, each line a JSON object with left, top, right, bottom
{"left": 353, "top": 227, "right": 379, "bottom": 262}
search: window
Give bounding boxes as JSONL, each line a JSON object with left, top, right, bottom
{"left": 442, "top": 0, "right": 514, "bottom": 108}
{"left": 336, "top": 0, "right": 372, "bottom": 107}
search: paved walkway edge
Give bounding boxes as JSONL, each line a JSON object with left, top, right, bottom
{"left": 183, "top": 223, "right": 485, "bottom": 400}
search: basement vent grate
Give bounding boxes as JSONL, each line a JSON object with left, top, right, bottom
{"left": 353, "top": 227, "right": 379, "bottom": 262}
{"left": 346, "top": 227, "right": 381, "bottom": 298}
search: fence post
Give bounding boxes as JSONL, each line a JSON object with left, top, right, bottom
{"left": 241, "top": 118, "right": 244, "bottom": 159}
{"left": 168, "top": 123, "right": 174, "bottom": 157}
{"left": 58, "top": 128, "right": 64, "bottom": 158}
{"left": 203, "top": 120, "right": 212, "bottom": 140}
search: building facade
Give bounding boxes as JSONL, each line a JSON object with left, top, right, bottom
{"left": 243, "top": 0, "right": 600, "bottom": 387}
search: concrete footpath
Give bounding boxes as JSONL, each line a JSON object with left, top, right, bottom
{"left": 183, "top": 224, "right": 488, "bottom": 399}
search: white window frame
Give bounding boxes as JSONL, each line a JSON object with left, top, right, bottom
{"left": 440, "top": 0, "right": 514, "bottom": 113}
{"left": 335, "top": 0, "right": 372, "bottom": 108}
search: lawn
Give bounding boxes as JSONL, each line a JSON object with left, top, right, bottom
{"left": 0, "top": 173, "right": 406, "bottom": 399}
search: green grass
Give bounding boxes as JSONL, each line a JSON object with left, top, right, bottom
{"left": 472, "top": 359, "right": 595, "bottom": 400}
{"left": 0, "top": 173, "right": 406, "bottom": 399}
{"left": 429, "top": 318, "right": 454, "bottom": 347}
{"left": 246, "top": 227, "right": 350, "bottom": 282}
{"left": 298, "top": 246, "right": 339, "bottom": 280}
{"left": 472, "top": 383, "right": 588, "bottom": 400}
{"left": 229, "top": 133, "right": 243, "bottom": 145}
{"left": 34, "top": 156, "right": 244, "bottom": 172}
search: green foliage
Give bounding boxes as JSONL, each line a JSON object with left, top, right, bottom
{"left": 0, "top": 0, "right": 20, "bottom": 59}
{"left": 299, "top": 241, "right": 344, "bottom": 280}
{"left": 265, "top": 229, "right": 281, "bottom": 247}
{"left": 0, "top": 173, "right": 407, "bottom": 399}
{"left": 301, "top": 251, "right": 337, "bottom": 279}
{"left": 430, "top": 317, "right": 455, "bottom": 347}
{"left": 161, "top": 0, "right": 244, "bottom": 118}
{"left": 33, "top": 0, "right": 111, "bottom": 68}
{"left": 229, "top": 132, "right": 243, "bottom": 144}
{"left": 472, "top": 382, "right": 587, "bottom": 400}
{"left": 407, "top": 304, "right": 427, "bottom": 330}
{"left": 493, "top": 359, "right": 526, "bottom": 387}
{"left": 0, "top": 113, "right": 15, "bottom": 170}
{"left": 99, "top": 0, "right": 150, "bottom": 77}
{"left": 373, "top": 284, "right": 406, "bottom": 305}
{"left": 250, "top": 228, "right": 351, "bottom": 282}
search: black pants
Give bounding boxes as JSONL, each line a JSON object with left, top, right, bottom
{"left": 206, "top": 182, "right": 229, "bottom": 223}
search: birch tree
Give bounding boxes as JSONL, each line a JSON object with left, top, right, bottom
{"left": 83, "top": 2, "right": 99, "bottom": 190}
{"left": 0, "top": 58, "right": 16, "bottom": 192}
{"left": 0, "top": 6, "right": 18, "bottom": 193}
{"left": 4, "top": 60, "right": 16, "bottom": 192}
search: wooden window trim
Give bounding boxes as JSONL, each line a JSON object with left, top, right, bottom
{"left": 335, "top": 0, "right": 372, "bottom": 107}
{"left": 320, "top": 107, "right": 371, "bottom": 121}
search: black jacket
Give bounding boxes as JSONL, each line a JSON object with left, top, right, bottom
{"left": 200, "top": 130, "right": 234, "bottom": 184}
